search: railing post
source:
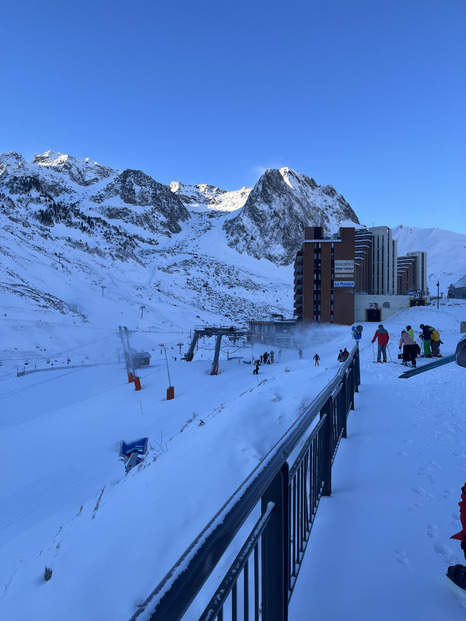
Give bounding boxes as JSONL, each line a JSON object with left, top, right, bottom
{"left": 354, "top": 346, "right": 360, "bottom": 392}
{"left": 261, "top": 462, "right": 289, "bottom": 621}
{"left": 341, "top": 374, "right": 348, "bottom": 439}
{"left": 320, "top": 397, "right": 332, "bottom": 497}
{"left": 347, "top": 367, "right": 355, "bottom": 411}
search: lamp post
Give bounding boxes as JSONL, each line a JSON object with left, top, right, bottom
{"left": 436, "top": 281, "right": 439, "bottom": 309}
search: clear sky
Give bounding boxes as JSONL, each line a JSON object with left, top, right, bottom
{"left": 2, "top": 0, "right": 465, "bottom": 233}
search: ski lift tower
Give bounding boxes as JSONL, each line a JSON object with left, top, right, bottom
{"left": 118, "top": 326, "right": 137, "bottom": 383}
{"left": 183, "top": 326, "right": 252, "bottom": 375}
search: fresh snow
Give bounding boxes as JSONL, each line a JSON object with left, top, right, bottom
{"left": 1, "top": 302, "right": 466, "bottom": 620}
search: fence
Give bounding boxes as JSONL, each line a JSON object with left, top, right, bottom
{"left": 16, "top": 361, "right": 118, "bottom": 377}
{"left": 130, "top": 345, "right": 360, "bottom": 621}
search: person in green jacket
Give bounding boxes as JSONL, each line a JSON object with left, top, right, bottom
{"left": 406, "top": 325, "right": 415, "bottom": 343}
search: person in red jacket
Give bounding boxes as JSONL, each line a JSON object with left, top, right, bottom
{"left": 447, "top": 483, "right": 466, "bottom": 589}
{"left": 371, "top": 324, "right": 389, "bottom": 363}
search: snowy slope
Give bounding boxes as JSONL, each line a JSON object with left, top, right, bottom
{"left": 1, "top": 301, "right": 466, "bottom": 620}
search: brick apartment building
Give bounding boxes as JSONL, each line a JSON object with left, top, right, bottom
{"left": 294, "top": 226, "right": 356, "bottom": 325}
{"left": 294, "top": 226, "right": 428, "bottom": 325}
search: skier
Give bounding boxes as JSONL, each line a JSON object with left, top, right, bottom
{"left": 399, "top": 330, "right": 416, "bottom": 367}
{"left": 253, "top": 361, "right": 260, "bottom": 375}
{"left": 313, "top": 353, "right": 320, "bottom": 366}
{"left": 337, "top": 349, "right": 344, "bottom": 362}
{"left": 298, "top": 348, "right": 303, "bottom": 359}
{"left": 341, "top": 348, "right": 349, "bottom": 361}
{"left": 371, "top": 324, "right": 389, "bottom": 363}
{"left": 270, "top": 350, "right": 275, "bottom": 363}
{"left": 447, "top": 483, "right": 466, "bottom": 590}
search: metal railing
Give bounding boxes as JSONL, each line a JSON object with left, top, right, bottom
{"left": 130, "top": 345, "right": 360, "bottom": 621}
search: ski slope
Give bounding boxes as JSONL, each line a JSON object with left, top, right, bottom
{"left": 1, "top": 302, "right": 466, "bottom": 620}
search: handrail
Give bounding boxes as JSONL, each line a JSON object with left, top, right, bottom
{"left": 130, "top": 344, "right": 360, "bottom": 621}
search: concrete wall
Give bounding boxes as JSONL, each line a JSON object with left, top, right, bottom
{"left": 355, "top": 294, "right": 415, "bottom": 322}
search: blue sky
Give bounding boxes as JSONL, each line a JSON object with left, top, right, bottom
{"left": 2, "top": 0, "right": 465, "bottom": 233}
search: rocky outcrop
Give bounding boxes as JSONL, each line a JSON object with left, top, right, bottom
{"left": 0, "top": 152, "right": 191, "bottom": 239}
{"left": 92, "top": 169, "right": 190, "bottom": 234}
{"left": 33, "top": 151, "right": 114, "bottom": 186}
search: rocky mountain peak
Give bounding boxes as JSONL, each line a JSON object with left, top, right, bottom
{"left": 223, "top": 167, "right": 360, "bottom": 265}
{"left": 33, "top": 151, "right": 115, "bottom": 186}
{"left": 0, "top": 151, "right": 27, "bottom": 172}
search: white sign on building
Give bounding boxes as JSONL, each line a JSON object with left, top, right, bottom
{"left": 335, "top": 260, "right": 354, "bottom": 274}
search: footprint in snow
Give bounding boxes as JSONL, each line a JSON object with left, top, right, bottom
{"left": 394, "top": 549, "right": 410, "bottom": 567}
{"left": 410, "top": 486, "right": 433, "bottom": 500}
{"left": 433, "top": 543, "right": 451, "bottom": 555}
{"left": 427, "top": 524, "right": 438, "bottom": 538}
{"left": 433, "top": 542, "right": 458, "bottom": 566}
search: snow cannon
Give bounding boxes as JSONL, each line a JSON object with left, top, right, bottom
{"left": 352, "top": 325, "right": 363, "bottom": 340}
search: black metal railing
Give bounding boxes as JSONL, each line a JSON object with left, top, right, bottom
{"left": 130, "top": 345, "right": 360, "bottom": 621}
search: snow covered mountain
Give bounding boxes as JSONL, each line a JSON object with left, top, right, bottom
{"left": 1, "top": 150, "right": 466, "bottom": 367}
{"left": 169, "top": 180, "right": 251, "bottom": 212}
{"left": 224, "top": 167, "right": 360, "bottom": 265}
{"left": 0, "top": 152, "right": 359, "bottom": 354}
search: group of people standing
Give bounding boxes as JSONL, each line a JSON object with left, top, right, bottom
{"left": 400, "top": 324, "right": 442, "bottom": 366}
{"left": 371, "top": 323, "right": 443, "bottom": 367}
{"left": 253, "top": 350, "right": 275, "bottom": 374}
{"left": 419, "top": 323, "right": 443, "bottom": 357}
